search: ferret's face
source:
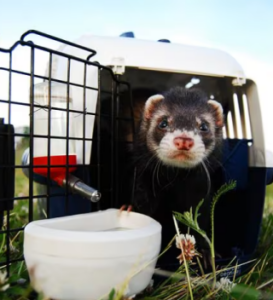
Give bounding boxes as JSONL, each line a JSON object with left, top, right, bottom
{"left": 142, "top": 88, "right": 224, "bottom": 169}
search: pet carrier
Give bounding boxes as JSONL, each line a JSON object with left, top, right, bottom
{"left": 0, "top": 29, "right": 273, "bottom": 294}
{"left": 44, "top": 30, "right": 273, "bottom": 276}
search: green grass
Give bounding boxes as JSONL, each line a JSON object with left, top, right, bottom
{"left": 265, "top": 184, "right": 273, "bottom": 214}
{"left": 1, "top": 146, "right": 273, "bottom": 299}
{"left": 132, "top": 186, "right": 273, "bottom": 300}
{"left": 0, "top": 142, "right": 40, "bottom": 299}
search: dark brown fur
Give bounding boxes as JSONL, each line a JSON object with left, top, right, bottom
{"left": 118, "top": 87, "right": 226, "bottom": 270}
{"left": 98, "top": 86, "right": 226, "bottom": 271}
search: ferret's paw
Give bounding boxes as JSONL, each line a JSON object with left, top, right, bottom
{"left": 119, "top": 204, "right": 133, "bottom": 215}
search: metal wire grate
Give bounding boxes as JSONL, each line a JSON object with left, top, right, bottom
{"left": 0, "top": 30, "right": 133, "bottom": 276}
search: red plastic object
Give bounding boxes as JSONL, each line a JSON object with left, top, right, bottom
{"left": 33, "top": 155, "right": 77, "bottom": 186}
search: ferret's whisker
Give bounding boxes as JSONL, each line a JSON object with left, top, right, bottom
{"left": 152, "top": 160, "right": 159, "bottom": 197}
{"left": 201, "top": 160, "right": 211, "bottom": 198}
{"left": 156, "top": 160, "right": 162, "bottom": 187}
{"left": 138, "top": 152, "right": 158, "bottom": 179}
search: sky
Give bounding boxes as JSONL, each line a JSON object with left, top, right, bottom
{"left": 1, "top": 0, "right": 273, "bottom": 156}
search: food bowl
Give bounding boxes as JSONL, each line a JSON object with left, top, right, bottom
{"left": 23, "top": 209, "right": 162, "bottom": 300}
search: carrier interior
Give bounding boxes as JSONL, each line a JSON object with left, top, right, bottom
{"left": 98, "top": 67, "right": 266, "bottom": 264}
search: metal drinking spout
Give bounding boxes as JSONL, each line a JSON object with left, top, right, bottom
{"left": 63, "top": 174, "right": 101, "bottom": 203}
{"left": 21, "top": 148, "right": 101, "bottom": 203}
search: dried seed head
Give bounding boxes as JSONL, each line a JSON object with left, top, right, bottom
{"left": 175, "top": 234, "right": 198, "bottom": 263}
{"left": 215, "top": 277, "right": 236, "bottom": 293}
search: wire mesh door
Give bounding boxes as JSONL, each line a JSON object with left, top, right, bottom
{"left": 0, "top": 30, "right": 134, "bottom": 279}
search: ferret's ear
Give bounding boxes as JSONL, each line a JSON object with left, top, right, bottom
{"left": 144, "top": 94, "right": 164, "bottom": 120}
{"left": 208, "top": 100, "right": 224, "bottom": 127}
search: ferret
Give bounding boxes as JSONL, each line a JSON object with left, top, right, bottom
{"left": 118, "top": 86, "right": 226, "bottom": 271}
{"left": 136, "top": 87, "right": 223, "bottom": 170}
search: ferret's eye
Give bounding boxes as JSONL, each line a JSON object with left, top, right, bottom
{"left": 199, "top": 123, "right": 209, "bottom": 132}
{"left": 158, "top": 119, "right": 169, "bottom": 129}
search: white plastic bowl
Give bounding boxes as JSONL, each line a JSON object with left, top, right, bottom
{"left": 23, "top": 209, "right": 162, "bottom": 300}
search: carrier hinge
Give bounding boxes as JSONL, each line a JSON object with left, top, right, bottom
{"left": 111, "top": 57, "right": 125, "bottom": 75}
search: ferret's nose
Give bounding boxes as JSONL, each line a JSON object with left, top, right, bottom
{"left": 173, "top": 137, "right": 194, "bottom": 151}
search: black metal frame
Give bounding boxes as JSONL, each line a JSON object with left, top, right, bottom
{"left": 0, "top": 30, "right": 134, "bottom": 276}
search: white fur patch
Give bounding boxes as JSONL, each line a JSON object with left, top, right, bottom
{"left": 207, "top": 100, "right": 224, "bottom": 127}
{"left": 157, "top": 129, "right": 206, "bottom": 168}
{"left": 145, "top": 94, "right": 164, "bottom": 107}
{"left": 196, "top": 117, "right": 201, "bottom": 124}
{"left": 207, "top": 99, "right": 223, "bottom": 113}
{"left": 144, "top": 94, "right": 164, "bottom": 119}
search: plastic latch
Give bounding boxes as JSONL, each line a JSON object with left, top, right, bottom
{"left": 232, "top": 77, "right": 246, "bottom": 86}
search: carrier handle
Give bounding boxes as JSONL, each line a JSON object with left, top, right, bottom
{"left": 20, "top": 30, "right": 97, "bottom": 59}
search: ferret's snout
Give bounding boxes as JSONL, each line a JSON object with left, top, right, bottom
{"left": 173, "top": 137, "right": 194, "bottom": 151}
